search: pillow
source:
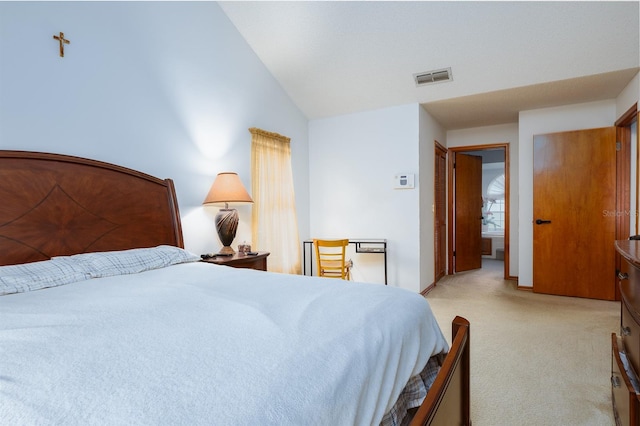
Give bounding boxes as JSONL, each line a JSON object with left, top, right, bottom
{"left": 0, "top": 259, "right": 90, "bottom": 296}
{"left": 61, "top": 245, "right": 200, "bottom": 278}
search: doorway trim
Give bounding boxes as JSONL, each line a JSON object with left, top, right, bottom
{"left": 448, "top": 143, "right": 512, "bottom": 280}
{"left": 614, "top": 103, "right": 637, "bottom": 300}
{"left": 434, "top": 141, "right": 447, "bottom": 283}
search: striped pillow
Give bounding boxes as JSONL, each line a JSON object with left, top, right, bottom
{"left": 63, "top": 245, "right": 200, "bottom": 278}
{"left": 0, "top": 259, "right": 90, "bottom": 296}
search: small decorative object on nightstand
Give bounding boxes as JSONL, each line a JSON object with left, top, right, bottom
{"left": 201, "top": 252, "right": 270, "bottom": 271}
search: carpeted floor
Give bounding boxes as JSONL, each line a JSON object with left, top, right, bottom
{"left": 425, "top": 259, "right": 620, "bottom": 425}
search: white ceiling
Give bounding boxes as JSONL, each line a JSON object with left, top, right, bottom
{"left": 219, "top": 1, "right": 640, "bottom": 130}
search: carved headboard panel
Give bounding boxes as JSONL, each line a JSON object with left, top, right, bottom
{"left": 0, "top": 151, "right": 184, "bottom": 266}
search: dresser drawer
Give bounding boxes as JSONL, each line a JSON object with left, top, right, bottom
{"left": 612, "top": 334, "right": 640, "bottom": 426}
{"left": 622, "top": 303, "right": 640, "bottom": 374}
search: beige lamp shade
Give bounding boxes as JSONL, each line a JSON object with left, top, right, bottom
{"left": 203, "top": 172, "right": 253, "bottom": 206}
{"left": 203, "top": 172, "right": 253, "bottom": 255}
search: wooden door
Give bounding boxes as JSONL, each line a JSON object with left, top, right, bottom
{"left": 454, "top": 153, "right": 482, "bottom": 272}
{"left": 533, "top": 127, "right": 616, "bottom": 300}
{"left": 435, "top": 142, "right": 447, "bottom": 282}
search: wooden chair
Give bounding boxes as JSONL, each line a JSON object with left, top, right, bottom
{"left": 313, "top": 239, "right": 353, "bottom": 280}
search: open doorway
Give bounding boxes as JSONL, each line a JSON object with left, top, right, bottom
{"left": 448, "top": 143, "right": 510, "bottom": 280}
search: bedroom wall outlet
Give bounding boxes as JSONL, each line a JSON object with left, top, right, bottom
{"left": 394, "top": 173, "right": 415, "bottom": 189}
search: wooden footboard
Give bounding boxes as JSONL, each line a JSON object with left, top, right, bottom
{"left": 410, "top": 316, "right": 471, "bottom": 426}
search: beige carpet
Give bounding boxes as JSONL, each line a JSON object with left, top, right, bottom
{"left": 425, "top": 259, "right": 619, "bottom": 425}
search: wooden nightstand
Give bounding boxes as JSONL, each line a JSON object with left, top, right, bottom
{"left": 201, "top": 252, "right": 270, "bottom": 271}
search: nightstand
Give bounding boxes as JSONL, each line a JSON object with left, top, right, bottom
{"left": 201, "top": 252, "right": 270, "bottom": 271}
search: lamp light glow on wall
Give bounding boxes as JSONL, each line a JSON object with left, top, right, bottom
{"left": 203, "top": 172, "right": 253, "bottom": 255}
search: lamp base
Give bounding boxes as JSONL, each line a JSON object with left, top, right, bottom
{"left": 215, "top": 208, "right": 239, "bottom": 255}
{"left": 217, "top": 245, "right": 235, "bottom": 256}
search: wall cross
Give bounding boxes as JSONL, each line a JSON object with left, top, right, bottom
{"left": 53, "top": 32, "right": 70, "bottom": 57}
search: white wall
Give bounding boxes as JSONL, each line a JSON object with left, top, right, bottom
{"left": 0, "top": 2, "right": 310, "bottom": 257}
{"left": 309, "top": 104, "right": 422, "bottom": 291}
{"left": 447, "top": 123, "right": 520, "bottom": 276}
{"left": 617, "top": 72, "right": 639, "bottom": 118}
{"left": 518, "top": 100, "right": 617, "bottom": 287}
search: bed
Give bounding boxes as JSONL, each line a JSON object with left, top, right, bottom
{"left": 0, "top": 150, "right": 470, "bottom": 426}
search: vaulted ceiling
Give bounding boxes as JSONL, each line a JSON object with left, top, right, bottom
{"left": 219, "top": 1, "right": 639, "bottom": 129}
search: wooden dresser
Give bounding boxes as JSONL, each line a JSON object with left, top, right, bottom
{"left": 613, "top": 240, "right": 640, "bottom": 425}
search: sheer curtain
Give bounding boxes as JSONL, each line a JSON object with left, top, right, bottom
{"left": 250, "top": 128, "right": 301, "bottom": 274}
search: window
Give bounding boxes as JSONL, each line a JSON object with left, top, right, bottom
{"left": 250, "top": 128, "right": 301, "bottom": 274}
{"left": 483, "top": 173, "right": 505, "bottom": 230}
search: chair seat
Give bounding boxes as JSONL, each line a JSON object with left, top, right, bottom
{"left": 319, "top": 259, "right": 353, "bottom": 279}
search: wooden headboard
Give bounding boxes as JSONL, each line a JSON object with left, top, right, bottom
{"left": 0, "top": 151, "right": 184, "bottom": 266}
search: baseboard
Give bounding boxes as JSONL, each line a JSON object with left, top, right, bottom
{"left": 421, "top": 282, "right": 435, "bottom": 296}
{"left": 423, "top": 275, "right": 519, "bottom": 295}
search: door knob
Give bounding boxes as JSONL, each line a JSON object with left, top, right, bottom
{"left": 535, "top": 219, "right": 552, "bottom": 225}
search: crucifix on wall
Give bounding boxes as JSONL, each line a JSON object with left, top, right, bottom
{"left": 53, "top": 32, "right": 70, "bottom": 57}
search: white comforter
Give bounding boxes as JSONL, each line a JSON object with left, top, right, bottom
{"left": 0, "top": 262, "right": 447, "bottom": 426}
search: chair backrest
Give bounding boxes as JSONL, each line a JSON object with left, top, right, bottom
{"left": 313, "top": 239, "right": 350, "bottom": 279}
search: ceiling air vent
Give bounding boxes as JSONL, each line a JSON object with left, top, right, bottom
{"left": 414, "top": 67, "right": 452, "bottom": 86}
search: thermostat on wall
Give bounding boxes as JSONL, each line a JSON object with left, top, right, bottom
{"left": 394, "top": 173, "right": 415, "bottom": 189}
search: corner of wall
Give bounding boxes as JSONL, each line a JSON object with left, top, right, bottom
{"left": 617, "top": 71, "right": 640, "bottom": 117}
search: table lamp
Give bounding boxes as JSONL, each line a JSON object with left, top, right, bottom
{"left": 203, "top": 172, "right": 253, "bottom": 255}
